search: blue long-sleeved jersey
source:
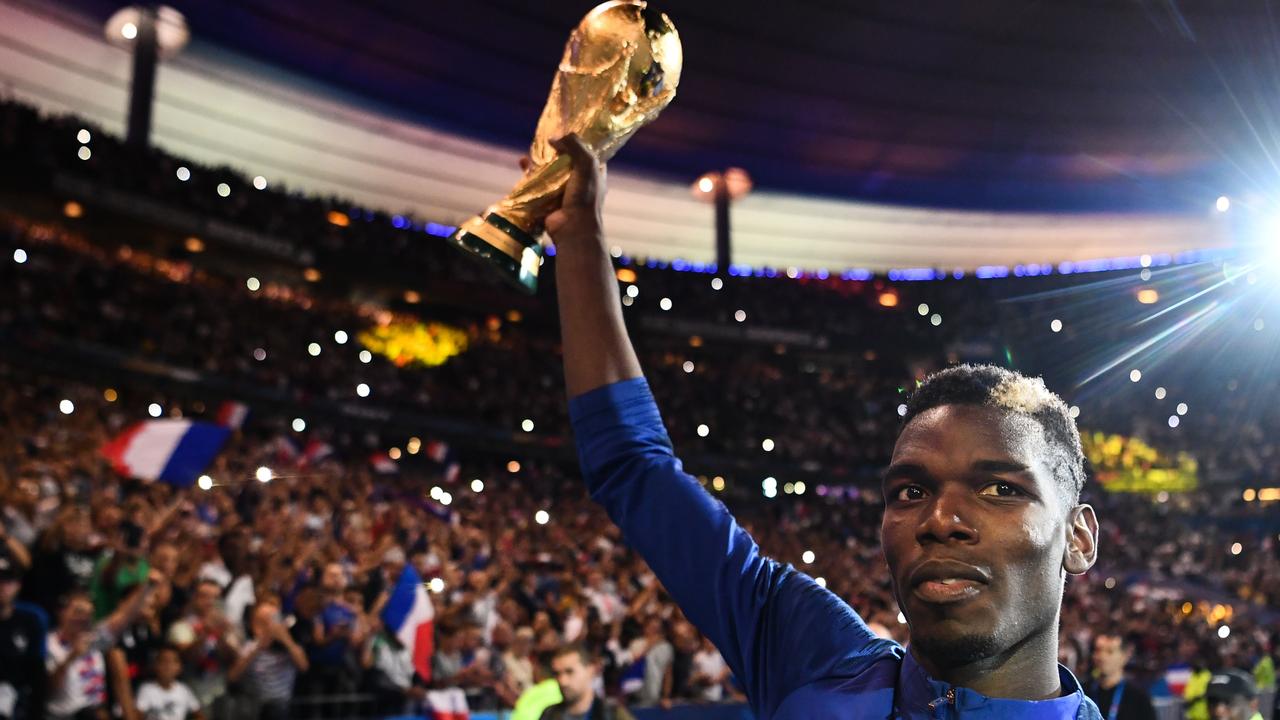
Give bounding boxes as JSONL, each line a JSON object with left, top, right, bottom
{"left": 569, "top": 378, "right": 1102, "bottom": 720}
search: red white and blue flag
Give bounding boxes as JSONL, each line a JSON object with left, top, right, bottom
{"left": 215, "top": 401, "right": 250, "bottom": 430}
{"left": 369, "top": 452, "right": 399, "bottom": 474}
{"left": 272, "top": 435, "right": 302, "bottom": 465}
{"left": 101, "top": 420, "right": 230, "bottom": 487}
{"left": 380, "top": 565, "right": 435, "bottom": 683}
{"left": 300, "top": 439, "right": 335, "bottom": 467}
{"left": 424, "top": 440, "right": 461, "bottom": 483}
{"left": 424, "top": 689, "right": 469, "bottom": 720}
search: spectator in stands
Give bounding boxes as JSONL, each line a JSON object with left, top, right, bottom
{"left": 663, "top": 620, "right": 700, "bottom": 706}
{"left": 635, "top": 617, "right": 672, "bottom": 707}
{"left": 46, "top": 571, "right": 165, "bottom": 720}
{"left": 134, "top": 646, "right": 203, "bottom": 720}
{"left": 90, "top": 520, "right": 149, "bottom": 620}
{"left": 23, "top": 507, "right": 97, "bottom": 616}
{"left": 501, "top": 627, "right": 537, "bottom": 698}
{"left": 0, "top": 496, "right": 34, "bottom": 570}
{"left": 361, "top": 617, "right": 425, "bottom": 715}
{"left": 432, "top": 623, "right": 497, "bottom": 695}
{"left": 690, "top": 634, "right": 733, "bottom": 703}
{"left": 540, "top": 644, "right": 633, "bottom": 720}
{"left": 0, "top": 548, "right": 45, "bottom": 720}
{"left": 306, "top": 562, "right": 359, "bottom": 696}
{"left": 166, "top": 579, "right": 238, "bottom": 713}
{"left": 1087, "top": 633, "right": 1157, "bottom": 720}
{"left": 227, "top": 599, "right": 308, "bottom": 720}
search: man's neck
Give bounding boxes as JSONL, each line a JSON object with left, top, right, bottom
{"left": 1098, "top": 670, "right": 1124, "bottom": 690}
{"left": 911, "top": 630, "right": 1064, "bottom": 701}
{"left": 0, "top": 602, "right": 12, "bottom": 621}
{"left": 568, "top": 692, "right": 594, "bottom": 715}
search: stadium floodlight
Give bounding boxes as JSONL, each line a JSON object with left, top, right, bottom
{"left": 104, "top": 6, "right": 189, "bottom": 58}
{"left": 105, "top": 6, "right": 189, "bottom": 146}
{"left": 692, "top": 168, "right": 752, "bottom": 269}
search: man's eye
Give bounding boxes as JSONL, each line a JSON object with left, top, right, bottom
{"left": 979, "top": 482, "right": 1022, "bottom": 497}
{"left": 894, "top": 486, "right": 925, "bottom": 502}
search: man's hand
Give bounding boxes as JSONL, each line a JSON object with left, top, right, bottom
{"left": 545, "top": 134, "right": 606, "bottom": 246}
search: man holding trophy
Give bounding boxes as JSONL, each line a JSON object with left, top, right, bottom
{"left": 454, "top": 3, "right": 1105, "bottom": 718}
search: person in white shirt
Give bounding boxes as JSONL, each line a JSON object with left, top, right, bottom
{"left": 46, "top": 572, "right": 165, "bottom": 720}
{"left": 690, "top": 635, "right": 732, "bottom": 702}
{"left": 135, "top": 646, "right": 203, "bottom": 720}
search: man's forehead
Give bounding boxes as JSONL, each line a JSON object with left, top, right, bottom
{"left": 892, "top": 404, "right": 1051, "bottom": 467}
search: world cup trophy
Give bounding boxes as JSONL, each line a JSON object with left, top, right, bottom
{"left": 449, "top": 1, "right": 682, "bottom": 294}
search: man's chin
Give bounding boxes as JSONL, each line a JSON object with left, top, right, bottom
{"left": 910, "top": 624, "right": 1003, "bottom": 669}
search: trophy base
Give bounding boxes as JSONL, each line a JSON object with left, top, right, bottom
{"left": 448, "top": 213, "right": 545, "bottom": 295}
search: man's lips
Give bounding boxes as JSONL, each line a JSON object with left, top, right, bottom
{"left": 907, "top": 559, "right": 991, "bottom": 605}
{"left": 913, "top": 578, "right": 983, "bottom": 604}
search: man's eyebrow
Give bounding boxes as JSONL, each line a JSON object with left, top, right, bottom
{"left": 881, "top": 462, "right": 931, "bottom": 484}
{"left": 970, "top": 459, "right": 1031, "bottom": 474}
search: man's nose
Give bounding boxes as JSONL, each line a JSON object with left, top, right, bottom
{"left": 915, "top": 486, "right": 978, "bottom": 545}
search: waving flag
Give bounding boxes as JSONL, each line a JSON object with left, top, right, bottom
{"left": 424, "top": 440, "right": 461, "bottom": 483}
{"left": 300, "top": 439, "right": 335, "bottom": 467}
{"left": 380, "top": 564, "right": 435, "bottom": 682}
{"left": 369, "top": 452, "right": 399, "bottom": 474}
{"left": 215, "top": 401, "right": 250, "bottom": 430}
{"left": 101, "top": 420, "right": 230, "bottom": 487}
{"left": 272, "top": 435, "right": 302, "bottom": 465}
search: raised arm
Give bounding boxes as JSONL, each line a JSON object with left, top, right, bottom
{"left": 546, "top": 134, "right": 644, "bottom": 398}
{"left": 549, "top": 135, "right": 895, "bottom": 717}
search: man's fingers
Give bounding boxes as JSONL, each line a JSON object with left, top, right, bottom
{"left": 550, "top": 133, "right": 600, "bottom": 208}
{"left": 550, "top": 133, "right": 593, "bottom": 168}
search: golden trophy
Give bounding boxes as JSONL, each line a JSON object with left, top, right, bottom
{"left": 449, "top": 1, "right": 682, "bottom": 294}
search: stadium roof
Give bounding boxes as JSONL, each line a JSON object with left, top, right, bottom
{"left": 6, "top": 0, "right": 1262, "bottom": 269}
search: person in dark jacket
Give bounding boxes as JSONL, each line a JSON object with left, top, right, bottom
{"left": 538, "top": 645, "right": 633, "bottom": 720}
{"left": 1087, "top": 633, "right": 1157, "bottom": 720}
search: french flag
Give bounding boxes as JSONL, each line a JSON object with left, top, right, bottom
{"left": 380, "top": 565, "right": 435, "bottom": 683}
{"left": 424, "top": 688, "right": 469, "bottom": 720}
{"left": 273, "top": 436, "right": 302, "bottom": 465}
{"left": 425, "top": 440, "right": 461, "bottom": 484}
{"left": 101, "top": 420, "right": 230, "bottom": 487}
{"left": 369, "top": 452, "right": 398, "bottom": 474}
{"left": 424, "top": 440, "right": 450, "bottom": 463}
{"left": 215, "top": 401, "right": 250, "bottom": 430}
{"left": 300, "top": 439, "right": 334, "bottom": 467}
{"left": 1165, "top": 664, "right": 1192, "bottom": 698}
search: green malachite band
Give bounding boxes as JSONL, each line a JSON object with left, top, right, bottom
{"left": 448, "top": 212, "right": 545, "bottom": 295}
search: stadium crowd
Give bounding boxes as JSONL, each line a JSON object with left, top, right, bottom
{"left": 1, "top": 99, "right": 1278, "bottom": 720}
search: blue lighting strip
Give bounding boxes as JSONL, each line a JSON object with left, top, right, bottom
{"left": 349, "top": 205, "right": 1235, "bottom": 284}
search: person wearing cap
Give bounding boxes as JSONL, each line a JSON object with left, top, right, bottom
{"left": 1208, "top": 668, "right": 1264, "bottom": 720}
{"left": 0, "top": 548, "right": 46, "bottom": 720}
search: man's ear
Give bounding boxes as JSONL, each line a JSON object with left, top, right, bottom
{"left": 1063, "top": 503, "right": 1098, "bottom": 575}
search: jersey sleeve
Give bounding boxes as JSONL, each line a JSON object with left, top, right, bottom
{"left": 569, "top": 378, "right": 896, "bottom": 716}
